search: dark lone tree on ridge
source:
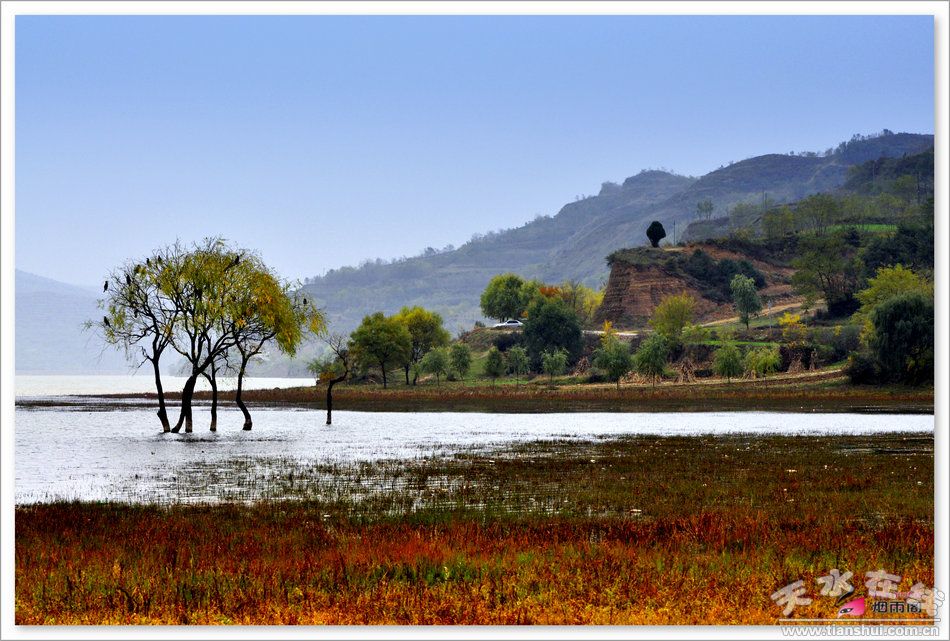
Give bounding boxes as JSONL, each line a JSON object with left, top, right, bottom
{"left": 647, "top": 221, "right": 667, "bottom": 248}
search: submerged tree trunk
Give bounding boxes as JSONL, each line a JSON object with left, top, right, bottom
{"left": 171, "top": 374, "right": 198, "bottom": 433}
{"left": 152, "top": 358, "right": 170, "bottom": 432}
{"left": 202, "top": 367, "right": 218, "bottom": 432}
{"left": 235, "top": 362, "right": 252, "bottom": 430}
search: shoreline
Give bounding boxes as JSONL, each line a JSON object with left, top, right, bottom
{"left": 16, "top": 377, "right": 935, "bottom": 414}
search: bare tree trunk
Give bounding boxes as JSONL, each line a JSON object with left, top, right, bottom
{"left": 171, "top": 374, "right": 198, "bottom": 433}
{"left": 202, "top": 367, "right": 218, "bottom": 432}
{"left": 404, "top": 364, "right": 411, "bottom": 386}
{"left": 152, "top": 358, "right": 170, "bottom": 432}
{"left": 381, "top": 363, "right": 388, "bottom": 389}
{"left": 325, "top": 379, "right": 339, "bottom": 425}
{"left": 235, "top": 362, "right": 252, "bottom": 430}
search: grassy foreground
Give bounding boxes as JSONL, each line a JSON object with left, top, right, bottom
{"left": 16, "top": 433, "right": 933, "bottom": 625}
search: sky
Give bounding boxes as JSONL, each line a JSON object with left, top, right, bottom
{"left": 15, "top": 15, "right": 934, "bottom": 286}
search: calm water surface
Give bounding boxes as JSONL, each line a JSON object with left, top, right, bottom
{"left": 15, "top": 374, "right": 311, "bottom": 398}
{"left": 14, "top": 405, "right": 933, "bottom": 504}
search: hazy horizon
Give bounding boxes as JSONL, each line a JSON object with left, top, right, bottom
{"left": 15, "top": 15, "right": 934, "bottom": 286}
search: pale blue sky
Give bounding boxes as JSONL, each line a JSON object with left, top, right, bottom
{"left": 15, "top": 15, "right": 934, "bottom": 285}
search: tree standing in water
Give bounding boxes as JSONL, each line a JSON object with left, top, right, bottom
{"left": 165, "top": 239, "right": 244, "bottom": 433}
{"left": 309, "top": 333, "right": 350, "bottom": 426}
{"left": 97, "top": 239, "right": 320, "bottom": 433}
{"left": 228, "top": 257, "right": 322, "bottom": 430}
{"left": 92, "top": 243, "right": 186, "bottom": 432}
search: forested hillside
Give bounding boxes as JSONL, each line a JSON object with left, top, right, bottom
{"left": 302, "top": 131, "right": 932, "bottom": 333}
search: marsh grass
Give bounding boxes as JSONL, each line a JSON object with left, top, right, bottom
{"left": 203, "top": 377, "right": 932, "bottom": 414}
{"left": 16, "top": 433, "right": 934, "bottom": 624}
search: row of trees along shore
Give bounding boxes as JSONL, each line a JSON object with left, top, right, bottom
{"left": 93, "top": 238, "right": 323, "bottom": 433}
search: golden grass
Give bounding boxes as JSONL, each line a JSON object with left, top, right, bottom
{"left": 15, "top": 433, "right": 934, "bottom": 625}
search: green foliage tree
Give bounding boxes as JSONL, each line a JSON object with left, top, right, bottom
{"left": 795, "top": 193, "right": 841, "bottom": 236}
{"left": 762, "top": 205, "right": 796, "bottom": 239}
{"left": 519, "top": 279, "right": 545, "bottom": 309}
{"left": 480, "top": 273, "right": 530, "bottom": 322}
{"left": 394, "top": 306, "right": 450, "bottom": 385}
{"left": 870, "top": 292, "right": 934, "bottom": 384}
{"left": 744, "top": 345, "right": 781, "bottom": 378}
{"left": 854, "top": 265, "right": 932, "bottom": 342}
{"left": 592, "top": 333, "right": 633, "bottom": 389}
{"left": 713, "top": 342, "right": 743, "bottom": 382}
{"left": 646, "top": 221, "right": 667, "bottom": 247}
{"left": 96, "top": 240, "right": 316, "bottom": 433}
{"left": 791, "top": 234, "right": 863, "bottom": 317}
{"left": 506, "top": 345, "right": 529, "bottom": 384}
{"left": 730, "top": 274, "right": 762, "bottom": 329}
{"left": 633, "top": 335, "right": 668, "bottom": 387}
{"left": 649, "top": 293, "right": 696, "bottom": 346}
{"left": 696, "top": 199, "right": 714, "bottom": 221}
{"left": 483, "top": 346, "right": 506, "bottom": 386}
{"left": 420, "top": 347, "right": 450, "bottom": 385}
{"left": 349, "top": 312, "right": 412, "bottom": 389}
{"left": 523, "top": 298, "right": 583, "bottom": 370}
{"left": 162, "top": 239, "right": 241, "bottom": 433}
{"left": 861, "top": 222, "right": 933, "bottom": 276}
{"left": 227, "top": 257, "right": 322, "bottom": 431}
{"left": 558, "top": 279, "right": 604, "bottom": 327}
{"left": 449, "top": 343, "right": 473, "bottom": 380}
{"left": 540, "top": 348, "right": 569, "bottom": 384}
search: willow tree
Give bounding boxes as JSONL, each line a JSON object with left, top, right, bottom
{"left": 92, "top": 243, "right": 186, "bottom": 432}
{"left": 228, "top": 257, "right": 324, "bottom": 430}
{"left": 166, "top": 239, "right": 244, "bottom": 433}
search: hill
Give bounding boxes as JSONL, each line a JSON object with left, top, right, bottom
{"left": 595, "top": 244, "right": 794, "bottom": 328}
{"left": 683, "top": 138, "right": 934, "bottom": 241}
{"left": 15, "top": 270, "right": 130, "bottom": 374}
{"left": 302, "top": 131, "right": 933, "bottom": 333}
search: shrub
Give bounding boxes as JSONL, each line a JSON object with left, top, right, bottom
{"left": 713, "top": 343, "right": 744, "bottom": 382}
{"left": 633, "top": 335, "right": 669, "bottom": 387}
{"left": 419, "top": 348, "right": 449, "bottom": 385}
{"left": 484, "top": 347, "right": 506, "bottom": 385}
{"left": 592, "top": 335, "right": 634, "bottom": 389}
{"left": 870, "top": 293, "right": 934, "bottom": 384}
{"left": 449, "top": 343, "right": 473, "bottom": 380}
{"left": 845, "top": 352, "right": 882, "bottom": 385}
{"left": 541, "top": 348, "right": 569, "bottom": 383}
{"left": 744, "top": 346, "right": 781, "bottom": 378}
{"left": 493, "top": 332, "right": 524, "bottom": 352}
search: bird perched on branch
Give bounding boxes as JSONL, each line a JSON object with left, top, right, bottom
{"left": 125, "top": 274, "right": 132, "bottom": 285}
{"left": 103, "top": 316, "right": 111, "bottom": 328}
{"left": 103, "top": 280, "right": 109, "bottom": 292}
{"left": 224, "top": 254, "right": 242, "bottom": 272}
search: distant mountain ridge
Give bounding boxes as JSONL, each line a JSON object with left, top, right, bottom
{"left": 302, "top": 131, "right": 933, "bottom": 334}
{"left": 15, "top": 132, "right": 934, "bottom": 373}
{"left": 15, "top": 269, "right": 130, "bottom": 374}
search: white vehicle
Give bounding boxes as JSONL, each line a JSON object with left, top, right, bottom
{"left": 492, "top": 319, "right": 524, "bottom": 329}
